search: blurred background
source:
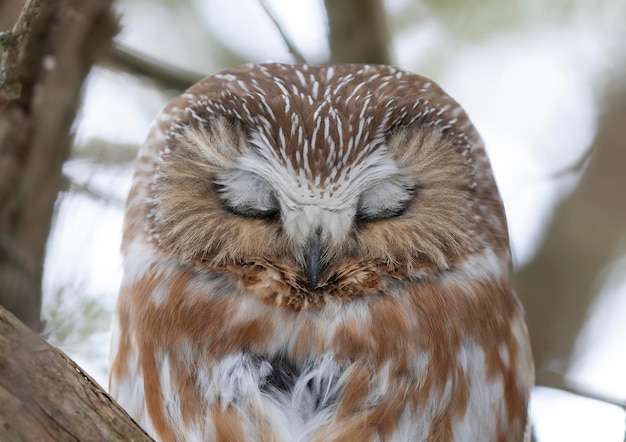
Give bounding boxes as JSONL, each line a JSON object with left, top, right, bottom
{"left": 1, "top": 0, "right": 625, "bottom": 440}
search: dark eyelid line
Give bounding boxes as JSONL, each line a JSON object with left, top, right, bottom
{"left": 355, "top": 205, "right": 408, "bottom": 222}
{"left": 227, "top": 205, "right": 280, "bottom": 220}
{"left": 217, "top": 169, "right": 281, "bottom": 220}
{"left": 356, "top": 184, "right": 415, "bottom": 222}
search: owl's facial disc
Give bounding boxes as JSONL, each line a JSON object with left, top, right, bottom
{"left": 216, "top": 159, "right": 413, "bottom": 289}
{"left": 147, "top": 64, "right": 499, "bottom": 309}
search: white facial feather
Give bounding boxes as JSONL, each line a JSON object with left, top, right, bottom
{"left": 217, "top": 132, "right": 406, "bottom": 242}
{"left": 216, "top": 168, "right": 279, "bottom": 217}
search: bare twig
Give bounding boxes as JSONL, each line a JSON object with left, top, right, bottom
{"left": 70, "top": 138, "right": 138, "bottom": 165}
{"left": 60, "top": 174, "right": 124, "bottom": 208}
{"left": 108, "top": 3, "right": 309, "bottom": 90}
{"left": 258, "top": 0, "right": 307, "bottom": 64}
{"left": 551, "top": 145, "right": 595, "bottom": 179}
{"left": 107, "top": 45, "right": 204, "bottom": 91}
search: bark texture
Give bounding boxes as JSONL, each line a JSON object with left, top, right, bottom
{"left": 0, "top": 305, "right": 153, "bottom": 441}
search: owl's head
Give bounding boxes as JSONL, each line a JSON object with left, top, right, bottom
{"left": 132, "top": 64, "right": 509, "bottom": 311}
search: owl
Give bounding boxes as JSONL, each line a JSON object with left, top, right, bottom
{"left": 109, "top": 63, "right": 534, "bottom": 441}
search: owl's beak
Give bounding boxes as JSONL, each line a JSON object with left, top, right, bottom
{"left": 304, "top": 229, "right": 323, "bottom": 290}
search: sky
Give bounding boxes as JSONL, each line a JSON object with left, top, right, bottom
{"left": 41, "top": 0, "right": 626, "bottom": 440}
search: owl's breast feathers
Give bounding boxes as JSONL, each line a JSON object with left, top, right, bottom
{"left": 203, "top": 257, "right": 384, "bottom": 311}
{"left": 110, "top": 244, "right": 532, "bottom": 441}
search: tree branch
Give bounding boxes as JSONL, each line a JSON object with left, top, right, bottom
{"left": 0, "top": 0, "right": 119, "bottom": 330}
{"left": 107, "top": 44, "right": 204, "bottom": 91}
{"left": 258, "top": 0, "right": 307, "bottom": 64}
{"left": 515, "top": 103, "right": 626, "bottom": 371}
{"left": 323, "top": 0, "right": 391, "bottom": 65}
{"left": 0, "top": 305, "right": 153, "bottom": 441}
{"left": 60, "top": 173, "right": 125, "bottom": 208}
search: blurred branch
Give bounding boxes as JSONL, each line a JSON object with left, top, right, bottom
{"left": 107, "top": 44, "right": 204, "bottom": 91}
{"left": 0, "top": 0, "right": 119, "bottom": 331}
{"left": 537, "top": 370, "right": 626, "bottom": 411}
{"left": 551, "top": 144, "right": 594, "bottom": 179}
{"left": 0, "top": 0, "right": 56, "bottom": 332}
{"left": 323, "top": 0, "right": 391, "bottom": 65}
{"left": 258, "top": 0, "right": 307, "bottom": 64}
{"left": 386, "top": 2, "right": 429, "bottom": 36}
{"left": 70, "top": 137, "right": 138, "bottom": 165}
{"left": 60, "top": 174, "right": 124, "bottom": 208}
{"left": 515, "top": 98, "right": 626, "bottom": 371}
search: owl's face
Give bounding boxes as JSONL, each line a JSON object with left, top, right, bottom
{"left": 145, "top": 64, "right": 507, "bottom": 310}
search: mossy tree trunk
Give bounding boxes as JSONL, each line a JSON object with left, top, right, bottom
{"left": 0, "top": 0, "right": 116, "bottom": 331}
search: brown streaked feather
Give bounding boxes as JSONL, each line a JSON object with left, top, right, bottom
{"left": 110, "top": 63, "right": 533, "bottom": 442}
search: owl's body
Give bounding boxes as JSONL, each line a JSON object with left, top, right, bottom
{"left": 110, "top": 64, "right": 533, "bottom": 441}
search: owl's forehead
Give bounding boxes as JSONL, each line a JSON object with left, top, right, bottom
{"left": 171, "top": 64, "right": 466, "bottom": 202}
